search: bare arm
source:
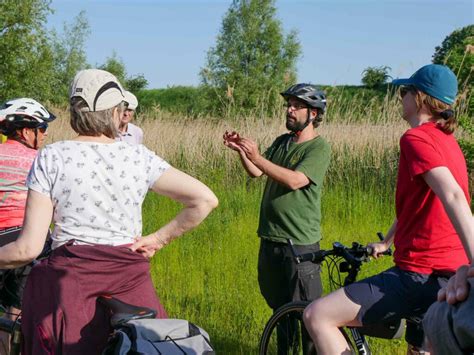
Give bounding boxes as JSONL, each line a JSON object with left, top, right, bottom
{"left": 423, "top": 166, "right": 474, "bottom": 262}
{"left": 238, "top": 150, "right": 263, "bottom": 178}
{"left": 0, "top": 190, "right": 52, "bottom": 268}
{"left": 383, "top": 219, "right": 397, "bottom": 247}
{"left": 223, "top": 131, "right": 263, "bottom": 177}
{"left": 239, "top": 138, "right": 310, "bottom": 190}
{"left": 130, "top": 167, "right": 218, "bottom": 258}
{"left": 369, "top": 219, "right": 397, "bottom": 257}
{"left": 251, "top": 155, "right": 309, "bottom": 190}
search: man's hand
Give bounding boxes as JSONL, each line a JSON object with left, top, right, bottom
{"left": 438, "top": 264, "right": 474, "bottom": 304}
{"left": 238, "top": 138, "right": 262, "bottom": 163}
{"left": 223, "top": 131, "right": 243, "bottom": 152}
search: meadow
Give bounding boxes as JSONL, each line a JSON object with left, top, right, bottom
{"left": 47, "top": 89, "right": 471, "bottom": 354}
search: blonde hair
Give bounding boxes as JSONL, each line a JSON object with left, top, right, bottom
{"left": 70, "top": 98, "right": 126, "bottom": 138}
{"left": 414, "top": 90, "right": 456, "bottom": 134}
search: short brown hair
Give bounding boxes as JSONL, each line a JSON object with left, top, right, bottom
{"left": 414, "top": 90, "right": 456, "bottom": 134}
{"left": 70, "top": 97, "right": 126, "bottom": 138}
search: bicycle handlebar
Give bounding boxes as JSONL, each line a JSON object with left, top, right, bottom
{"left": 288, "top": 232, "right": 392, "bottom": 266}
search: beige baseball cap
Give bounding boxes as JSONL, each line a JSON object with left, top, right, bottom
{"left": 70, "top": 69, "right": 126, "bottom": 111}
{"left": 124, "top": 91, "right": 138, "bottom": 110}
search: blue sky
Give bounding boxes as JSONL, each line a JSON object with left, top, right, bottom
{"left": 47, "top": 0, "right": 473, "bottom": 88}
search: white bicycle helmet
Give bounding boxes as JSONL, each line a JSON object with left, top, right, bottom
{"left": 0, "top": 98, "right": 56, "bottom": 135}
{"left": 0, "top": 98, "right": 56, "bottom": 122}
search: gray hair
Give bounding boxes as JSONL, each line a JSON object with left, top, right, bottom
{"left": 69, "top": 97, "right": 126, "bottom": 138}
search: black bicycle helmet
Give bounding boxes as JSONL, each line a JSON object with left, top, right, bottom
{"left": 280, "top": 83, "right": 327, "bottom": 113}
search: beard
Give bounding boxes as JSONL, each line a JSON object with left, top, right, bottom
{"left": 286, "top": 115, "right": 306, "bottom": 132}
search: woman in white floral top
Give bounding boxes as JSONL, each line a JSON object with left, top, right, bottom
{"left": 0, "top": 69, "right": 218, "bottom": 354}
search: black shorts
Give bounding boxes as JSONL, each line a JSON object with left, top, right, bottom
{"left": 0, "top": 227, "right": 51, "bottom": 309}
{"left": 258, "top": 238, "right": 323, "bottom": 310}
{"left": 0, "top": 227, "right": 27, "bottom": 309}
{"left": 344, "top": 266, "right": 449, "bottom": 347}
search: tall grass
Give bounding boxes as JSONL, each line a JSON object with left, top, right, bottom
{"left": 44, "top": 89, "right": 470, "bottom": 354}
{"left": 134, "top": 115, "right": 404, "bottom": 353}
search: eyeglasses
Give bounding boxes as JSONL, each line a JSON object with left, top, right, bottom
{"left": 400, "top": 86, "right": 417, "bottom": 98}
{"left": 285, "top": 102, "right": 308, "bottom": 110}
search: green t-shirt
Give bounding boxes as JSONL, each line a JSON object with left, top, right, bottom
{"left": 257, "top": 134, "right": 331, "bottom": 245}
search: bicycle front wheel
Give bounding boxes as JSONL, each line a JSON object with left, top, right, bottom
{"left": 259, "top": 301, "right": 355, "bottom": 355}
{"left": 259, "top": 301, "right": 313, "bottom": 355}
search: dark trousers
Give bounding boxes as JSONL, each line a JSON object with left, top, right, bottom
{"left": 258, "top": 239, "right": 322, "bottom": 355}
{"left": 0, "top": 227, "right": 52, "bottom": 309}
{"left": 0, "top": 227, "right": 24, "bottom": 308}
{"left": 21, "top": 241, "right": 167, "bottom": 355}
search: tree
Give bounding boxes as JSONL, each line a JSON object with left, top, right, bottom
{"left": 126, "top": 74, "right": 148, "bottom": 93}
{"left": 50, "top": 10, "right": 90, "bottom": 103}
{"left": 361, "top": 66, "right": 392, "bottom": 88}
{"left": 99, "top": 53, "right": 148, "bottom": 93}
{"left": 432, "top": 25, "right": 473, "bottom": 87}
{"left": 99, "top": 52, "right": 127, "bottom": 85}
{"left": 0, "top": 0, "right": 56, "bottom": 102}
{"left": 200, "top": 0, "right": 301, "bottom": 115}
{"left": 0, "top": 2, "right": 91, "bottom": 104}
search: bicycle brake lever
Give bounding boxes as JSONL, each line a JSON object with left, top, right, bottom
{"left": 287, "top": 239, "right": 302, "bottom": 264}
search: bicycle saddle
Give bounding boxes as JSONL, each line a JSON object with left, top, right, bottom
{"left": 98, "top": 295, "right": 157, "bottom": 328}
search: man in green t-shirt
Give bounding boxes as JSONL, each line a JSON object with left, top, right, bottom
{"left": 224, "top": 83, "right": 331, "bottom": 353}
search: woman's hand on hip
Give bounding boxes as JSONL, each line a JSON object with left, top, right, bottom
{"left": 130, "top": 233, "right": 168, "bottom": 259}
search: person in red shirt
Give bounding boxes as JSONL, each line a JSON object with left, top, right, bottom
{"left": 303, "top": 64, "right": 473, "bottom": 354}
{"left": 0, "top": 98, "right": 56, "bottom": 352}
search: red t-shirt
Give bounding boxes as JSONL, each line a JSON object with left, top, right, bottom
{"left": 394, "top": 122, "right": 470, "bottom": 274}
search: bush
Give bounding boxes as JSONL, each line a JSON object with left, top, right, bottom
{"left": 137, "top": 86, "right": 208, "bottom": 117}
{"left": 458, "top": 114, "right": 474, "bottom": 175}
{"left": 361, "top": 66, "right": 392, "bottom": 88}
{"left": 432, "top": 25, "right": 474, "bottom": 88}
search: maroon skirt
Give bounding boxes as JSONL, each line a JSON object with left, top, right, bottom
{"left": 21, "top": 241, "right": 167, "bottom": 355}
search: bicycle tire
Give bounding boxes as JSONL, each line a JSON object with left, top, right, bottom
{"left": 259, "top": 301, "right": 355, "bottom": 355}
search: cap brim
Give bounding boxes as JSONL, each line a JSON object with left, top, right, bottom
{"left": 391, "top": 78, "right": 413, "bottom": 86}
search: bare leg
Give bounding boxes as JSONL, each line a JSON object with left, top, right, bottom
{"left": 303, "top": 288, "right": 362, "bottom": 355}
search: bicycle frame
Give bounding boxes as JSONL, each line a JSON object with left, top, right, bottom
{"left": 340, "top": 245, "right": 372, "bottom": 355}
{"left": 259, "top": 237, "right": 395, "bottom": 355}
{"left": 349, "top": 327, "right": 371, "bottom": 355}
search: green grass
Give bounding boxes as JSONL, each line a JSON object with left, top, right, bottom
{"left": 142, "top": 172, "right": 408, "bottom": 354}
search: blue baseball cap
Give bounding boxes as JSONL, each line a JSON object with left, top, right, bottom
{"left": 392, "top": 64, "right": 458, "bottom": 105}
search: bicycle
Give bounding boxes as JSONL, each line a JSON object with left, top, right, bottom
{"left": 259, "top": 234, "right": 407, "bottom": 355}
{"left": 0, "top": 295, "right": 157, "bottom": 355}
